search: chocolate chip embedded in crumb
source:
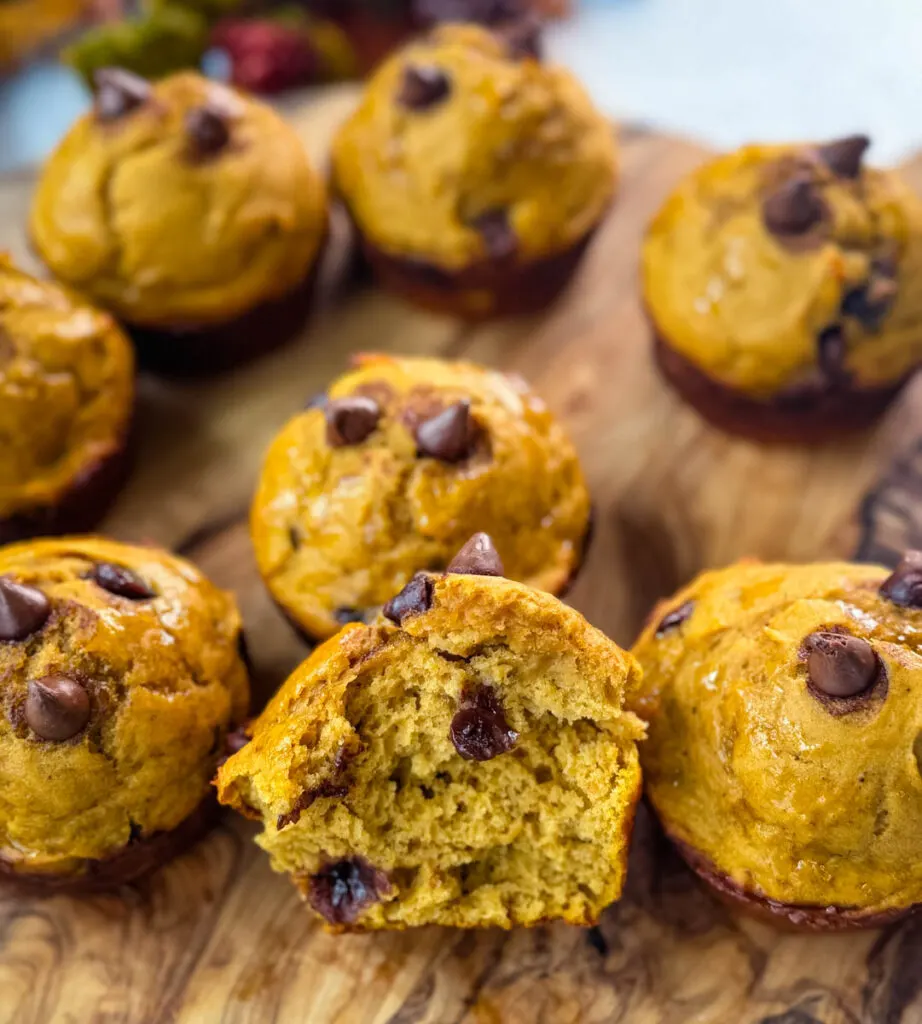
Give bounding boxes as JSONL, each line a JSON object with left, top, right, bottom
{"left": 472, "top": 209, "right": 517, "bottom": 261}
{"left": 817, "top": 325, "right": 850, "bottom": 383}
{"left": 325, "top": 396, "right": 381, "bottom": 447}
{"left": 93, "top": 67, "right": 151, "bottom": 122}
{"left": 803, "top": 631, "right": 879, "bottom": 698}
{"left": 398, "top": 64, "right": 451, "bottom": 110}
{"left": 880, "top": 551, "right": 922, "bottom": 608}
{"left": 185, "top": 105, "right": 231, "bottom": 157}
{"left": 0, "top": 578, "right": 50, "bottom": 642}
{"left": 25, "top": 675, "right": 91, "bottom": 741}
{"left": 450, "top": 685, "right": 518, "bottom": 761}
{"left": 383, "top": 573, "right": 433, "bottom": 624}
{"left": 308, "top": 857, "right": 390, "bottom": 925}
{"left": 92, "top": 563, "right": 155, "bottom": 600}
{"left": 762, "top": 177, "right": 828, "bottom": 237}
{"left": 655, "top": 600, "right": 694, "bottom": 637}
{"left": 841, "top": 274, "right": 898, "bottom": 330}
{"left": 817, "top": 134, "right": 870, "bottom": 179}
{"left": 446, "top": 533, "right": 504, "bottom": 577}
{"left": 415, "top": 400, "right": 476, "bottom": 463}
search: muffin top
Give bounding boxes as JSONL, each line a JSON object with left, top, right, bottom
{"left": 0, "top": 536, "right": 249, "bottom": 875}
{"left": 251, "top": 353, "right": 591, "bottom": 640}
{"left": 630, "top": 555, "right": 922, "bottom": 914}
{"left": 331, "top": 24, "right": 617, "bottom": 269}
{"left": 643, "top": 138, "right": 922, "bottom": 397}
{"left": 0, "top": 255, "right": 134, "bottom": 521}
{"left": 30, "top": 70, "right": 327, "bottom": 327}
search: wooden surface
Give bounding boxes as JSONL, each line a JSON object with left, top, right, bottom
{"left": 1, "top": 87, "right": 922, "bottom": 1024}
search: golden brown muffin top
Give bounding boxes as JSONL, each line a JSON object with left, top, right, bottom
{"left": 643, "top": 138, "right": 922, "bottom": 397}
{"left": 631, "top": 556, "right": 922, "bottom": 914}
{"left": 250, "top": 353, "right": 591, "bottom": 641}
{"left": 0, "top": 536, "right": 249, "bottom": 875}
{"left": 332, "top": 24, "right": 617, "bottom": 269}
{"left": 0, "top": 254, "right": 134, "bottom": 519}
{"left": 30, "top": 70, "right": 327, "bottom": 327}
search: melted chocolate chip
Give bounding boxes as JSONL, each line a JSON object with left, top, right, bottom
{"left": 841, "top": 273, "right": 898, "bottom": 330}
{"left": 185, "top": 105, "right": 231, "bottom": 157}
{"left": 25, "top": 675, "right": 91, "bottom": 741}
{"left": 817, "top": 134, "right": 870, "bottom": 179}
{"left": 450, "top": 685, "right": 518, "bottom": 761}
{"left": 446, "top": 533, "right": 504, "bottom": 577}
{"left": 880, "top": 551, "right": 922, "bottom": 608}
{"left": 655, "top": 600, "right": 694, "bottom": 637}
{"left": 92, "top": 563, "right": 155, "bottom": 600}
{"left": 803, "top": 631, "right": 879, "bottom": 698}
{"left": 0, "top": 578, "right": 50, "bottom": 641}
{"left": 817, "top": 325, "right": 850, "bottom": 384}
{"left": 334, "top": 607, "right": 367, "bottom": 625}
{"left": 415, "top": 400, "right": 476, "bottom": 462}
{"left": 325, "top": 396, "right": 381, "bottom": 447}
{"left": 308, "top": 857, "right": 389, "bottom": 925}
{"left": 762, "top": 177, "right": 828, "bottom": 237}
{"left": 93, "top": 68, "right": 150, "bottom": 122}
{"left": 398, "top": 64, "right": 451, "bottom": 110}
{"left": 471, "top": 209, "right": 517, "bottom": 260}
{"left": 383, "top": 573, "right": 433, "bottom": 624}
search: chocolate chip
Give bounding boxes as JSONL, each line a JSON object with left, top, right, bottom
{"left": 841, "top": 274, "right": 898, "bottom": 330}
{"left": 803, "top": 631, "right": 879, "bottom": 698}
{"left": 288, "top": 525, "right": 302, "bottom": 550}
{"left": 471, "top": 209, "right": 517, "bottom": 260}
{"left": 0, "top": 578, "right": 50, "bottom": 642}
{"left": 308, "top": 857, "right": 390, "bottom": 926}
{"left": 92, "top": 563, "right": 155, "bottom": 600}
{"left": 93, "top": 67, "right": 150, "bottom": 122}
{"left": 334, "top": 607, "right": 367, "bottom": 625}
{"left": 185, "top": 105, "right": 231, "bottom": 157}
{"left": 655, "top": 600, "right": 694, "bottom": 637}
{"left": 450, "top": 685, "right": 518, "bottom": 761}
{"left": 415, "top": 400, "right": 476, "bottom": 462}
{"left": 880, "top": 551, "right": 922, "bottom": 608}
{"left": 817, "top": 134, "right": 870, "bottom": 179}
{"left": 817, "top": 325, "right": 850, "bottom": 383}
{"left": 762, "top": 177, "right": 828, "bottom": 237}
{"left": 398, "top": 64, "right": 451, "bottom": 110}
{"left": 24, "top": 675, "right": 91, "bottom": 741}
{"left": 446, "top": 533, "right": 504, "bottom": 577}
{"left": 383, "top": 573, "right": 433, "bottom": 624}
{"left": 325, "top": 396, "right": 381, "bottom": 447}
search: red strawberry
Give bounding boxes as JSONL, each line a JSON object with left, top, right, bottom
{"left": 211, "top": 19, "right": 318, "bottom": 94}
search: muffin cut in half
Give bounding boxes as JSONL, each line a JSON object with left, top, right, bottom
{"left": 218, "top": 535, "right": 644, "bottom": 930}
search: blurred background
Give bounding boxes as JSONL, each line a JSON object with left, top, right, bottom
{"left": 2, "top": 0, "right": 921, "bottom": 173}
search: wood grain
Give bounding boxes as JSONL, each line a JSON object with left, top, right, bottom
{"left": 1, "top": 87, "right": 922, "bottom": 1024}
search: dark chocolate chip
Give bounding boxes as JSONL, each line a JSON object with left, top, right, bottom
{"left": 817, "top": 134, "right": 870, "bottom": 179}
{"left": 308, "top": 857, "right": 390, "bottom": 925}
{"left": 334, "top": 607, "right": 367, "bottom": 625}
{"left": 450, "top": 685, "right": 518, "bottom": 761}
{"left": 446, "top": 533, "right": 504, "bottom": 577}
{"left": 880, "top": 550, "right": 922, "bottom": 608}
{"left": 803, "top": 631, "right": 879, "bottom": 698}
{"left": 185, "top": 105, "right": 231, "bottom": 157}
{"left": 415, "top": 400, "right": 476, "bottom": 462}
{"left": 762, "top": 177, "right": 828, "bottom": 237}
{"left": 817, "top": 325, "right": 850, "bottom": 383}
{"left": 383, "top": 573, "right": 433, "bottom": 624}
{"left": 471, "top": 209, "right": 517, "bottom": 260}
{"left": 841, "top": 274, "right": 898, "bottom": 330}
{"left": 92, "top": 563, "right": 155, "bottom": 600}
{"left": 325, "top": 396, "right": 381, "bottom": 447}
{"left": 655, "top": 600, "right": 694, "bottom": 637}
{"left": 24, "top": 675, "right": 91, "bottom": 741}
{"left": 0, "top": 578, "right": 50, "bottom": 642}
{"left": 128, "top": 821, "right": 144, "bottom": 844}
{"left": 93, "top": 67, "right": 150, "bottom": 122}
{"left": 398, "top": 64, "right": 451, "bottom": 110}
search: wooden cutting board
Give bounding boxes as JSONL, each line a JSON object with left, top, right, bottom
{"left": 1, "top": 86, "right": 922, "bottom": 1024}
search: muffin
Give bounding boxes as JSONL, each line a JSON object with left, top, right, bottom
{"left": 643, "top": 136, "right": 922, "bottom": 441}
{"left": 0, "top": 536, "right": 249, "bottom": 889}
{"left": 0, "top": 254, "right": 134, "bottom": 544}
{"left": 331, "top": 23, "right": 617, "bottom": 318}
{"left": 30, "top": 69, "right": 328, "bottom": 375}
{"left": 630, "top": 555, "right": 922, "bottom": 930}
{"left": 251, "top": 353, "right": 592, "bottom": 642}
{"left": 217, "top": 534, "right": 645, "bottom": 931}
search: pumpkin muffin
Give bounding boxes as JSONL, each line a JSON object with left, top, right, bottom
{"left": 0, "top": 254, "right": 134, "bottom": 544}
{"left": 217, "top": 535, "right": 645, "bottom": 931}
{"left": 0, "top": 536, "right": 249, "bottom": 889}
{"left": 331, "top": 23, "right": 617, "bottom": 318}
{"left": 643, "top": 136, "right": 922, "bottom": 441}
{"left": 630, "top": 555, "right": 922, "bottom": 930}
{"left": 30, "top": 69, "right": 328, "bottom": 375}
{"left": 251, "top": 353, "right": 591, "bottom": 642}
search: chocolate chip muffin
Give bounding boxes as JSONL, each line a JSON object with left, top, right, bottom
{"left": 30, "top": 69, "right": 328, "bottom": 375}
{"left": 643, "top": 136, "right": 922, "bottom": 441}
{"left": 251, "top": 353, "right": 592, "bottom": 642}
{"left": 217, "top": 535, "right": 644, "bottom": 930}
{"left": 331, "top": 23, "right": 617, "bottom": 318}
{"left": 0, "top": 254, "right": 134, "bottom": 544}
{"left": 0, "top": 536, "right": 249, "bottom": 888}
{"left": 630, "top": 555, "right": 922, "bottom": 930}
